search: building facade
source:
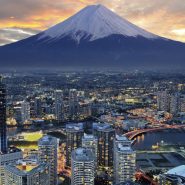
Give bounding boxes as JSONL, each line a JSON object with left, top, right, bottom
{"left": 55, "top": 90, "right": 64, "bottom": 122}
{"left": 66, "top": 123, "right": 84, "bottom": 167}
{"left": 93, "top": 123, "right": 115, "bottom": 172}
{"left": 82, "top": 134, "right": 98, "bottom": 167}
{"left": 113, "top": 135, "right": 136, "bottom": 184}
{"left": 4, "top": 159, "right": 50, "bottom": 185}
{"left": 0, "top": 76, "right": 7, "bottom": 153}
{"left": 0, "top": 148, "right": 23, "bottom": 185}
{"left": 38, "top": 135, "right": 58, "bottom": 185}
{"left": 71, "top": 148, "right": 95, "bottom": 185}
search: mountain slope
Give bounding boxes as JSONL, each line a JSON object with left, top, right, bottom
{"left": 0, "top": 4, "right": 185, "bottom": 70}
{"left": 39, "top": 4, "right": 158, "bottom": 42}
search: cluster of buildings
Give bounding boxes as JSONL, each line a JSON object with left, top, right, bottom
{"left": 157, "top": 90, "right": 185, "bottom": 116}
{"left": 1, "top": 76, "right": 137, "bottom": 185}
{"left": 0, "top": 77, "right": 58, "bottom": 185}
{"left": 65, "top": 123, "right": 136, "bottom": 184}
{"left": 2, "top": 72, "right": 185, "bottom": 185}
{"left": 8, "top": 88, "right": 92, "bottom": 125}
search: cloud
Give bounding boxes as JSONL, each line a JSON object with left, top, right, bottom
{"left": 0, "top": 0, "right": 185, "bottom": 45}
{"left": 0, "top": 27, "right": 40, "bottom": 46}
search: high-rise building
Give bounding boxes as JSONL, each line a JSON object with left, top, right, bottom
{"left": 0, "top": 76, "right": 7, "bottom": 153}
{"left": 93, "top": 123, "right": 115, "bottom": 171}
{"left": 66, "top": 123, "right": 84, "bottom": 167}
{"left": 157, "top": 91, "right": 180, "bottom": 115}
{"left": 38, "top": 135, "right": 58, "bottom": 185}
{"left": 54, "top": 90, "right": 64, "bottom": 122}
{"left": 0, "top": 147, "right": 23, "bottom": 185}
{"left": 113, "top": 135, "right": 136, "bottom": 184}
{"left": 157, "top": 90, "right": 170, "bottom": 112}
{"left": 21, "top": 101, "right": 30, "bottom": 124}
{"left": 180, "top": 95, "right": 185, "bottom": 112}
{"left": 14, "top": 106, "right": 22, "bottom": 125}
{"left": 114, "top": 134, "right": 132, "bottom": 147}
{"left": 170, "top": 93, "right": 180, "bottom": 115}
{"left": 34, "top": 97, "right": 42, "bottom": 118}
{"left": 0, "top": 78, "right": 23, "bottom": 185}
{"left": 71, "top": 148, "right": 95, "bottom": 185}
{"left": 69, "top": 89, "right": 79, "bottom": 120}
{"left": 82, "top": 134, "right": 98, "bottom": 167}
{"left": 4, "top": 159, "right": 50, "bottom": 185}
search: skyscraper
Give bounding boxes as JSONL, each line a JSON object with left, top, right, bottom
{"left": 93, "top": 123, "right": 115, "bottom": 172}
{"left": 0, "top": 76, "right": 7, "bottom": 153}
{"left": 113, "top": 135, "right": 136, "bottom": 184}
{"left": 38, "top": 135, "right": 58, "bottom": 185}
{"left": 4, "top": 159, "right": 50, "bottom": 185}
{"left": 170, "top": 93, "right": 180, "bottom": 115}
{"left": 71, "top": 148, "right": 95, "bottom": 185}
{"left": 82, "top": 134, "right": 98, "bottom": 167}
{"left": 54, "top": 90, "right": 64, "bottom": 122}
{"left": 65, "top": 123, "right": 84, "bottom": 167}
{"left": 0, "top": 147, "right": 23, "bottom": 185}
{"left": 34, "top": 97, "right": 42, "bottom": 118}
{"left": 69, "top": 89, "right": 79, "bottom": 120}
{"left": 21, "top": 100, "right": 30, "bottom": 125}
{"left": 157, "top": 90, "right": 170, "bottom": 112}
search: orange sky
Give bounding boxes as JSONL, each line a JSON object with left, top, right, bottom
{"left": 0, "top": 0, "right": 185, "bottom": 45}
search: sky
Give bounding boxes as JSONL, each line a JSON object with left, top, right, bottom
{"left": 0, "top": 0, "right": 185, "bottom": 46}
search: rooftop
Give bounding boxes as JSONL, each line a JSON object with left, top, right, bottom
{"left": 66, "top": 123, "right": 84, "bottom": 132}
{"left": 4, "top": 159, "right": 49, "bottom": 176}
{"left": 82, "top": 134, "right": 97, "bottom": 140}
{"left": 38, "top": 135, "right": 58, "bottom": 145}
{"left": 72, "top": 148, "right": 94, "bottom": 162}
{"left": 166, "top": 165, "right": 185, "bottom": 178}
{"left": 117, "top": 144, "right": 134, "bottom": 153}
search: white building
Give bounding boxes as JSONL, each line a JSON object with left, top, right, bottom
{"left": 38, "top": 135, "right": 58, "bottom": 185}
{"left": 21, "top": 101, "right": 30, "bottom": 124}
{"left": 0, "top": 148, "right": 23, "bottom": 185}
{"left": 113, "top": 135, "right": 136, "bottom": 184}
{"left": 71, "top": 148, "right": 95, "bottom": 185}
{"left": 4, "top": 159, "right": 50, "bottom": 185}
{"left": 82, "top": 134, "right": 98, "bottom": 167}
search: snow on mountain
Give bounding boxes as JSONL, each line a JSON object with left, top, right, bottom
{"left": 39, "top": 4, "right": 158, "bottom": 42}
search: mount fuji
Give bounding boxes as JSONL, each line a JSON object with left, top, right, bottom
{"left": 0, "top": 4, "right": 185, "bottom": 70}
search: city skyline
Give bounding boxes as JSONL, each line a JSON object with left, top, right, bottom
{"left": 0, "top": 0, "right": 185, "bottom": 46}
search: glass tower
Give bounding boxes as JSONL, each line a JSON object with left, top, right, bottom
{"left": 0, "top": 76, "right": 7, "bottom": 153}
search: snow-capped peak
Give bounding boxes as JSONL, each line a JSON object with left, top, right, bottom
{"left": 39, "top": 4, "right": 158, "bottom": 42}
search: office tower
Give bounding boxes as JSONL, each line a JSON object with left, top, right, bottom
{"left": 0, "top": 76, "right": 7, "bottom": 153}
{"left": 14, "top": 106, "right": 22, "bottom": 125}
{"left": 0, "top": 147, "right": 23, "bottom": 185}
{"left": 157, "top": 90, "right": 170, "bottom": 112}
{"left": 34, "top": 97, "right": 42, "bottom": 118}
{"left": 38, "top": 135, "right": 58, "bottom": 185}
{"left": 82, "top": 134, "right": 98, "bottom": 166}
{"left": 71, "top": 148, "right": 95, "bottom": 185}
{"left": 21, "top": 101, "right": 30, "bottom": 124}
{"left": 93, "top": 123, "right": 115, "bottom": 171}
{"left": 69, "top": 89, "right": 79, "bottom": 120}
{"left": 4, "top": 159, "right": 50, "bottom": 185}
{"left": 66, "top": 123, "right": 84, "bottom": 167}
{"left": 180, "top": 95, "right": 185, "bottom": 112}
{"left": 170, "top": 93, "right": 180, "bottom": 115}
{"left": 114, "top": 134, "right": 132, "bottom": 147}
{"left": 54, "top": 90, "right": 64, "bottom": 122}
{"left": 114, "top": 135, "right": 136, "bottom": 184}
